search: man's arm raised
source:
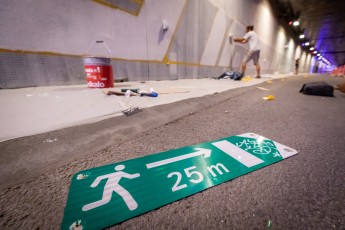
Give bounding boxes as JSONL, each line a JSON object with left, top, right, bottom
{"left": 233, "top": 37, "right": 247, "bottom": 43}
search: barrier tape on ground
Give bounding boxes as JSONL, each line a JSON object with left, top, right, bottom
{"left": 61, "top": 133, "right": 298, "bottom": 229}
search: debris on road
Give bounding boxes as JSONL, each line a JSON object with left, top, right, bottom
{"left": 43, "top": 138, "right": 58, "bottom": 143}
{"left": 103, "top": 89, "right": 158, "bottom": 97}
{"left": 241, "top": 76, "right": 253, "bottom": 81}
{"left": 263, "top": 95, "right": 275, "bottom": 100}
{"left": 122, "top": 107, "right": 141, "bottom": 116}
{"left": 267, "top": 220, "right": 273, "bottom": 228}
{"left": 256, "top": 87, "right": 269, "bottom": 91}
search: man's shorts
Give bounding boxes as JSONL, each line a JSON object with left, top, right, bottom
{"left": 243, "top": 50, "right": 260, "bottom": 65}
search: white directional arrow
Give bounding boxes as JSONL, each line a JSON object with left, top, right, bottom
{"left": 146, "top": 148, "right": 211, "bottom": 169}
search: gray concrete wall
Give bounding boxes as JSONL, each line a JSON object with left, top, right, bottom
{"left": 0, "top": 0, "right": 315, "bottom": 89}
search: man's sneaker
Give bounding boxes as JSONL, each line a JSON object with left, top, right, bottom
{"left": 256, "top": 76, "right": 261, "bottom": 79}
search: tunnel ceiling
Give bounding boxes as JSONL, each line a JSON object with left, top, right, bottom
{"left": 270, "top": 0, "right": 345, "bottom": 67}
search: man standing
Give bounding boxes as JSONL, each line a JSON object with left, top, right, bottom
{"left": 295, "top": 58, "right": 299, "bottom": 75}
{"left": 233, "top": 25, "right": 261, "bottom": 78}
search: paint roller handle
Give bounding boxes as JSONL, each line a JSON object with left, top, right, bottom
{"left": 86, "top": 40, "right": 111, "bottom": 56}
{"left": 140, "top": 92, "right": 158, "bottom": 97}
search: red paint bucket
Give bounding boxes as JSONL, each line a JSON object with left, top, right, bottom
{"left": 83, "top": 57, "right": 114, "bottom": 88}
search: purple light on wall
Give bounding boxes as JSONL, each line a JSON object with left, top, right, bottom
{"left": 315, "top": 18, "right": 334, "bottom": 65}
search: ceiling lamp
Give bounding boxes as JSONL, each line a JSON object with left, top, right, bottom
{"left": 299, "top": 34, "right": 305, "bottom": 39}
{"left": 304, "top": 42, "right": 310, "bottom": 46}
{"left": 293, "top": 20, "right": 300, "bottom": 26}
{"left": 310, "top": 47, "right": 315, "bottom": 51}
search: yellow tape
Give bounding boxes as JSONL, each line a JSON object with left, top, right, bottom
{"left": 92, "top": 0, "right": 144, "bottom": 16}
{"left": 0, "top": 48, "right": 226, "bottom": 67}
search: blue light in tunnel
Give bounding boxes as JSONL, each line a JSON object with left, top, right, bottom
{"left": 314, "top": 18, "right": 336, "bottom": 65}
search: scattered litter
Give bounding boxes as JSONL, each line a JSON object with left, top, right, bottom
{"left": 122, "top": 107, "right": 141, "bottom": 116}
{"left": 140, "top": 91, "right": 158, "bottom": 97}
{"left": 103, "top": 89, "right": 136, "bottom": 97}
{"left": 225, "top": 111, "right": 229, "bottom": 114}
{"left": 124, "top": 90, "right": 131, "bottom": 98}
{"left": 70, "top": 220, "right": 83, "bottom": 230}
{"left": 104, "top": 89, "right": 158, "bottom": 97}
{"left": 121, "top": 88, "right": 139, "bottom": 93}
{"left": 267, "top": 80, "right": 273, "bottom": 84}
{"left": 263, "top": 95, "right": 275, "bottom": 100}
{"left": 189, "top": 112, "right": 194, "bottom": 115}
{"left": 267, "top": 220, "right": 272, "bottom": 228}
{"left": 256, "top": 87, "right": 269, "bottom": 91}
{"left": 241, "top": 76, "right": 253, "bottom": 81}
{"left": 139, "top": 88, "right": 158, "bottom": 97}
{"left": 44, "top": 138, "right": 58, "bottom": 143}
{"left": 76, "top": 174, "right": 89, "bottom": 180}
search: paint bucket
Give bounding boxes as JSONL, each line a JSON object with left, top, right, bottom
{"left": 84, "top": 41, "right": 114, "bottom": 88}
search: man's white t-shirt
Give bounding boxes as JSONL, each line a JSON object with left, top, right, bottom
{"left": 244, "top": 31, "right": 260, "bottom": 51}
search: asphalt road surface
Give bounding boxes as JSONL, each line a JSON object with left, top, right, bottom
{"left": 0, "top": 75, "right": 344, "bottom": 229}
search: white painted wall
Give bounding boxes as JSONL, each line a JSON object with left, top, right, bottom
{"left": 200, "top": 9, "right": 227, "bottom": 66}
{"left": 0, "top": 0, "right": 185, "bottom": 60}
{"left": 0, "top": 0, "right": 315, "bottom": 87}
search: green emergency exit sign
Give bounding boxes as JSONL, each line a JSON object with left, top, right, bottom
{"left": 62, "top": 133, "right": 297, "bottom": 229}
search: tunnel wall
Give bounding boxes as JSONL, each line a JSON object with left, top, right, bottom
{"left": 0, "top": 0, "right": 314, "bottom": 88}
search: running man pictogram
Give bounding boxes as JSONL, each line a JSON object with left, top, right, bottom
{"left": 82, "top": 165, "right": 140, "bottom": 211}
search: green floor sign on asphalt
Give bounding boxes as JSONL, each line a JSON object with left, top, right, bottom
{"left": 61, "top": 133, "right": 298, "bottom": 229}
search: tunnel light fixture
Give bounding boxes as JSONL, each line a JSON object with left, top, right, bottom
{"left": 317, "top": 53, "right": 321, "bottom": 56}
{"left": 299, "top": 34, "right": 305, "bottom": 39}
{"left": 304, "top": 42, "right": 310, "bottom": 46}
{"left": 313, "top": 51, "right": 317, "bottom": 54}
{"left": 310, "top": 47, "right": 315, "bottom": 51}
{"left": 321, "top": 57, "right": 330, "bottom": 65}
{"left": 293, "top": 20, "right": 300, "bottom": 26}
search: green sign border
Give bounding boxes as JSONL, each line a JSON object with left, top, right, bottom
{"left": 62, "top": 133, "right": 297, "bottom": 229}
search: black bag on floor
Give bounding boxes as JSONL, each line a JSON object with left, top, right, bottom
{"left": 232, "top": 71, "right": 243, "bottom": 81}
{"left": 215, "top": 71, "right": 242, "bottom": 80}
{"left": 299, "top": 81, "right": 334, "bottom": 97}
